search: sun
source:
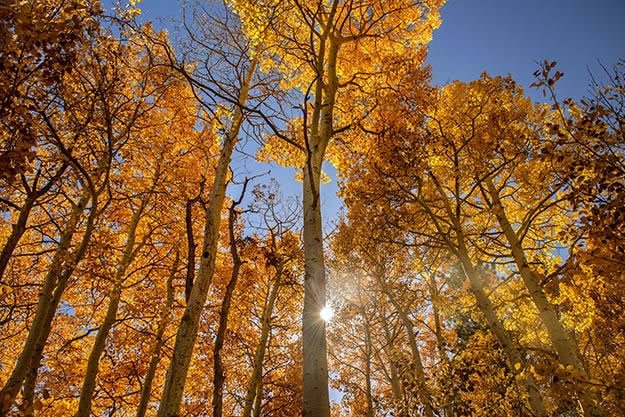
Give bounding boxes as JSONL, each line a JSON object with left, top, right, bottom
{"left": 320, "top": 305, "right": 334, "bottom": 322}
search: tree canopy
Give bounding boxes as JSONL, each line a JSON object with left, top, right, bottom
{"left": 0, "top": 1, "right": 623, "bottom": 416}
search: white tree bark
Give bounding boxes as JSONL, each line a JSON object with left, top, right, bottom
{"left": 485, "top": 178, "right": 604, "bottom": 417}
{"left": 156, "top": 59, "right": 257, "bottom": 417}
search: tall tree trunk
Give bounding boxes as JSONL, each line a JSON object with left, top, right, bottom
{"left": 387, "top": 360, "right": 404, "bottom": 409}
{"left": 427, "top": 275, "right": 447, "bottom": 363}
{"left": 420, "top": 173, "right": 548, "bottom": 416}
{"left": 456, "top": 242, "right": 547, "bottom": 417}
{"left": 22, "top": 192, "right": 99, "bottom": 414}
{"left": 301, "top": 23, "right": 339, "bottom": 416}
{"left": 380, "top": 313, "right": 407, "bottom": 417}
{"left": 374, "top": 267, "right": 433, "bottom": 415}
{"left": 241, "top": 269, "right": 283, "bottom": 417}
{"left": 184, "top": 185, "right": 204, "bottom": 304}
{"left": 156, "top": 59, "right": 257, "bottom": 417}
{"left": 252, "top": 378, "right": 263, "bottom": 417}
{"left": 212, "top": 199, "right": 245, "bottom": 417}
{"left": 76, "top": 204, "right": 144, "bottom": 417}
{"left": 363, "top": 311, "right": 374, "bottom": 417}
{"left": 302, "top": 153, "right": 330, "bottom": 417}
{"left": 136, "top": 251, "right": 179, "bottom": 417}
{"left": 382, "top": 287, "right": 435, "bottom": 417}
{"left": 485, "top": 179, "right": 604, "bottom": 417}
{"left": 427, "top": 275, "right": 455, "bottom": 417}
{"left": 0, "top": 188, "right": 91, "bottom": 412}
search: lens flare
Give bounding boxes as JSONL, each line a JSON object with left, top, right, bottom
{"left": 320, "top": 305, "right": 334, "bottom": 322}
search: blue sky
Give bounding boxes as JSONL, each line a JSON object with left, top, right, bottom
{"left": 132, "top": 0, "right": 625, "bottom": 98}
{"left": 428, "top": 0, "right": 625, "bottom": 101}
{"left": 119, "top": 0, "right": 625, "bottom": 225}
